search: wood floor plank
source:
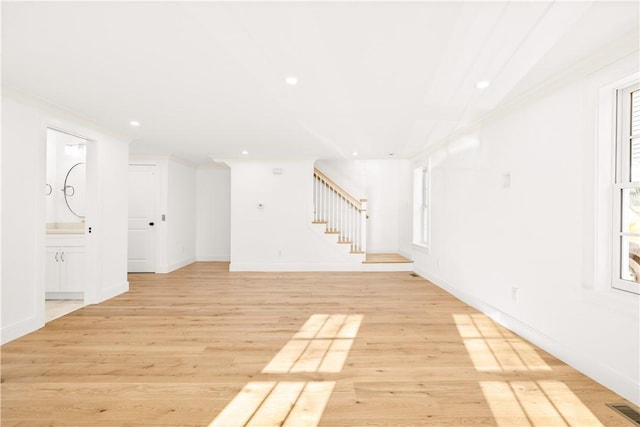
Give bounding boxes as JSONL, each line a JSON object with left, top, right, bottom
{"left": 290, "top": 339, "right": 332, "bottom": 373}
{"left": 1, "top": 262, "right": 636, "bottom": 426}
{"left": 262, "top": 339, "right": 309, "bottom": 374}
{"left": 510, "top": 381, "right": 568, "bottom": 427}
{"left": 292, "top": 314, "right": 329, "bottom": 339}
{"left": 336, "top": 314, "right": 363, "bottom": 339}
{"left": 246, "top": 381, "right": 305, "bottom": 426}
{"left": 363, "top": 253, "right": 413, "bottom": 264}
{"left": 283, "top": 381, "right": 335, "bottom": 426}
{"left": 315, "top": 314, "right": 347, "bottom": 339}
{"left": 538, "top": 381, "right": 606, "bottom": 426}
{"left": 318, "top": 339, "right": 354, "bottom": 373}
{"left": 209, "top": 381, "right": 276, "bottom": 426}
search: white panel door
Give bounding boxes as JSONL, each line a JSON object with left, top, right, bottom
{"left": 128, "top": 164, "right": 159, "bottom": 272}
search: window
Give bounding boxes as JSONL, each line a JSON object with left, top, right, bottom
{"left": 613, "top": 84, "right": 640, "bottom": 294}
{"left": 413, "top": 162, "right": 430, "bottom": 248}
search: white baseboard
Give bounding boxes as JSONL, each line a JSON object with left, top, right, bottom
{"left": 166, "top": 256, "right": 196, "bottom": 273}
{"left": 1, "top": 315, "right": 44, "bottom": 344}
{"left": 414, "top": 267, "right": 640, "bottom": 406}
{"left": 196, "top": 255, "right": 230, "bottom": 262}
{"left": 93, "top": 280, "right": 129, "bottom": 305}
{"left": 229, "top": 261, "right": 412, "bottom": 272}
{"left": 45, "top": 291, "right": 83, "bottom": 300}
{"left": 230, "top": 262, "right": 361, "bottom": 272}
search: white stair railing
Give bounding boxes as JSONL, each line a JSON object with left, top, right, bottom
{"left": 313, "top": 168, "right": 367, "bottom": 253}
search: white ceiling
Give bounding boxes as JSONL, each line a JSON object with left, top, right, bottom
{"left": 2, "top": 1, "right": 638, "bottom": 164}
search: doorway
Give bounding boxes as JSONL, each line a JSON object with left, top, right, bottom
{"left": 128, "top": 164, "right": 160, "bottom": 272}
{"left": 44, "top": 127, "right": 89, "bottom": 320}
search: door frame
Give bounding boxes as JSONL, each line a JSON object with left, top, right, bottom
{"left": 43, "top": 125, "right": 95, "bottom": 308}
{"left": 128, "top": 160, "right": 164, "bottom": 273}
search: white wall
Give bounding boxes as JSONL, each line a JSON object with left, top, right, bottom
{"left": 87, "top": 135, "right": 129, "bottom": 304}
{"left": 196, "top": 165, "right": 230, "bottom": 261}
{"left": 165, "top": 159, "right": 197, "bottom": 272}
{"left": 412, "top": 53, "right": 640, "bottom": 404}
{"left": 0, "top": 88, "right": 3, "bottom": 345}
{"left": 315, "top": 159, "right": 413, "bottom": 255}
{"left": 1, "top": 92, "right": 129, "bottom": 343}
{"left": 1, "top": 96, "right": 45, "bottom": 342}
{"left": 229, "top": 160, "right": 368, "bottom": 271}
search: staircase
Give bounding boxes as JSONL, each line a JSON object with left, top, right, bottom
{"left": 313, "top": 168, "right": 367, "bottom": 254}
{"left": 312, "top": 168, "right": 413, "bottom": 271}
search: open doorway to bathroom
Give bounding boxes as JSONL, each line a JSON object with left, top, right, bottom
{"left": 44, "top": 127, "right": 88, "bottom": 321}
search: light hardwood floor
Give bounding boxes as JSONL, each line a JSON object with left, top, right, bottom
{"left": 1, "top": 262, "right": 637, "bottom": 426}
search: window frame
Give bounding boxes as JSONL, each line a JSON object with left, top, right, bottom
{"left": 413, "top": 160, "right": 431, "bottom": 249}
{"left": 612, "top": 83, "right": 640, "bottom": 295}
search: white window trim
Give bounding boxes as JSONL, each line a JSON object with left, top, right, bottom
{"left": 612, "top": 82, "right": 640, "bottom": 294}
{"left": 413, "top": 159, "right": 431, "bottom": 250}
{"left": 593, "top": 73, "right": 639, "bottom": 296}
{"left": 612, "top": 182, "right": 640, "bottom": 293}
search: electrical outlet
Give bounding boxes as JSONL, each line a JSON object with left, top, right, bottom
{"left": 511, "top": 286, "right": 519, "bottom": 302}
{"left": 502, "top": 172, "right": 511, "bottom": 189}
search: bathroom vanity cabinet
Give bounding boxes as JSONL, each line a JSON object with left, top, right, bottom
{"left": 45, "top": 235, "right": 85, "bottom": 299}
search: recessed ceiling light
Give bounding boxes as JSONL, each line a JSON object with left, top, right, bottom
{"left": 130, "top": 120, "right": 140, "bottom": 126}
{"left": 285, "top": 76, "right": 298, "bottom": 86}
{"left": 352, "top": 151, "right": 358, "bottom": 156}
{"left": 241, "top": 150, "right": 248, "bottom": 155}
{"left": 476, "top": 81, "right": 490, "bottom": 89}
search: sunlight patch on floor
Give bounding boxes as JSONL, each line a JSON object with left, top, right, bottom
{"left": 210, "top": 381, "right": 335, "bottom": 427}
{"left": 211, "top": 314, "right": 361, "bottom": 426}
{"left": 263, "top": 314, "right": 362, "bottom": 374}
{"left": 454, "top": 313, "right": 550, "bottom": 372}
{"left": 480, "top": 381, "right": 604, "bottom": 427}
{"left": 294, "top": 314, "right": 363, "bottom": 339}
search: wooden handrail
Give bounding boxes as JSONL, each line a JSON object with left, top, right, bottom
{"left": 314, "top": 168, "right": 363, "bottom": 210}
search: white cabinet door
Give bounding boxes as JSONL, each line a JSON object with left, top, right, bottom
{"left": 60, "top": 247, "right": 85, "bottom": 292}
{"left": 46, "top": 245, "right": 85, "bottom": 294}
{"left": 45, "top": 247, "right": 61, "bottom": 292}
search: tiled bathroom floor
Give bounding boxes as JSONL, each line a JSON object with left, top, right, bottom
{"left": 45, "top": 299, "right": 85, "bottom": 322}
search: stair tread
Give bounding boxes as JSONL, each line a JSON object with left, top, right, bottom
{"left": 363, "top": 253, "right": 413, "bottom": 264}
